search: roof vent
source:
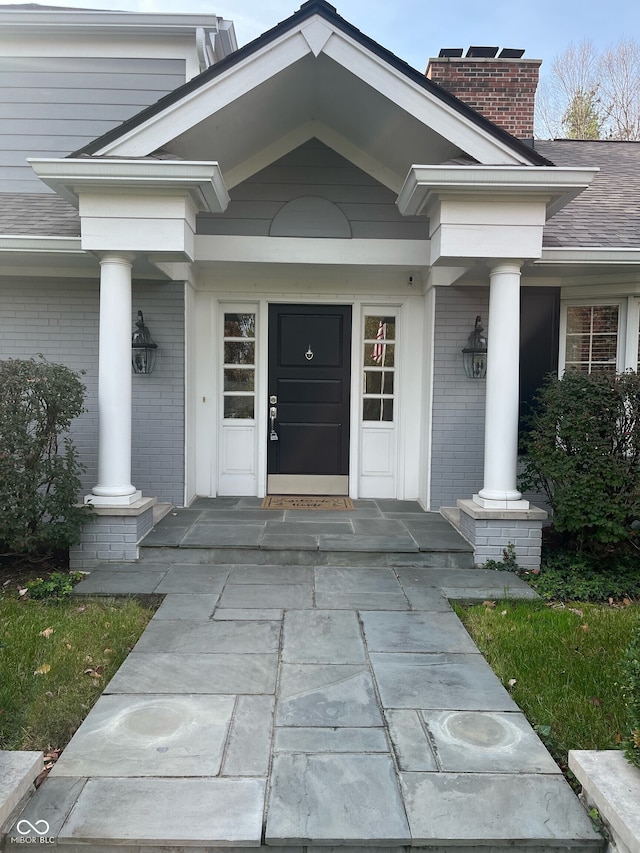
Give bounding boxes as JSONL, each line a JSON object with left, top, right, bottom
{"left": 466, "top": 46, "right": 499, "bottom": 58}
{"left": 438, "top": 48, "right": 463, "bottom": 58}
{"left": 498, "top": 48, "right": 525, "bottom": 58}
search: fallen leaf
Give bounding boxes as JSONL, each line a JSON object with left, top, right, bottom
{"left": 532, "top": 568, "right": 540, "bottom": 575}
{"left": 85, "top": 655, "right": 93, "bottom": 663}
{"left": 483, "top": 600, "right": 496, "bottom": 608}
{"left": 507, "top": 678, "right": 517, "bottom": 689}
{"left": 103, "top": 648, "right": 114, "bottom": 655}
{"left": 500, "top": 610, "right": 508, "bottom": 616}
{"left": 76, "top": 606, "right": 86, "bottom": 613}
{"left": 65, "top": 643, "right": 72, "bottom": 650}
{"left": 609, "top": 597, "right": 614, "bottom": 605}
{"left": 623, "top": 598, "right": 632, "bottom": 606}
{"left": 34, "top": 664, "right": 51, "bottom": 676}
{"left": 39, "top": 627, "right": 54, "bottom": 639}
{"left": 568, "top": 608, "right": 583, "bottom": 617}
{"left": 18, "top": 588, "right": 28, "bottom": 598}
{"left": 615, "top": 732, "right": 622, "bottom": 744}
{"left": 581, "top": 624, "right": 589, "bottom": 632}
{"left": 590, "top": 697, "right": 601, "bottom": 707}
{"left": 2, "top": 579, "right": 10, "bottom": 588}
{"left": 45, "top": 691, "right": 54, "bottom": 699}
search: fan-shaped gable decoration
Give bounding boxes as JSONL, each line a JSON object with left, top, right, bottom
{"left": 269, "top": 196, "right": 352, "bottom": 238}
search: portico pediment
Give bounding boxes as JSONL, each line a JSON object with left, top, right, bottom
{"left": 73, "top": 1, "right": 547, "bottom": 195}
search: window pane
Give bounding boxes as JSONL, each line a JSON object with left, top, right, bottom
{"left": 383, "top": 371, "right": 394, "bottom": 394}
{"left": 364, "top": 371, "right": 382, "bottom": 394}
{"left": 364, "top": 316, "right": 395, "bottom": 341}
{"left": 224, "top": 341, "right": 255, "bottom": 365}
{"left": 224, "top": 368, "right": 254, "bottom": 392}
{"left": 566, "top": 306, "right": 592, "bottom": 334}
{"left": 363, "top": 343, "right": 394, "bottom": 368}
{"left": 224, "top": 396, "right": 254, "bottom": 419}
{"left": 591, "top": 334, "right": 618, "bottom": 363}
{"left": 224, "top": 313, "right": 255, "bottom": 338}
{"left": 565, "top": 337, "right": 589, "bottom": 363}
{"left": 592, "top": 306, "right": 619, "bottom": 333}
{"left": 363, "top": 398, "right": 393, "bottom": 422}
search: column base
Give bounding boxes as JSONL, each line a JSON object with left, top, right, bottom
{"left": 85, "top": 490, "right": 142, "bottom": 507}
{"left": 473, "top": 493, "right": 530, "bottom": 510}
{"left": 457, "top": 498, "right": 547, "bottom": 570}
{"left": 70, "top": 497, "right": 156, "bottom": 569}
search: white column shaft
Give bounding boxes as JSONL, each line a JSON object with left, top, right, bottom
{"left": 91, "top": 255, "right": 138, "bottom": 503}
{"left": 477, "top": 261, "right": 524, "bottom": 505}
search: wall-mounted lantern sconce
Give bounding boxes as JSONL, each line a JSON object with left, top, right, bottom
{"left": 131, "top": 311, "right": 158, "bottom": 375}
{"left": 462, "top": 315, "right": 487, "bottom": 379}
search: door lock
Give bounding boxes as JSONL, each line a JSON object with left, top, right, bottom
{"left": 269, "top": 395, "right": 277, "bottom": 405}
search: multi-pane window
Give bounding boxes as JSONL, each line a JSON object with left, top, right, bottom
{"left": 362, "top": 315, "right": 395, "bottom": 422}
{"left": 223, "top": 312, "right": 256, "bottom": 419}
{"left": 564, "top": 305, "right": 619, "bottom": 373}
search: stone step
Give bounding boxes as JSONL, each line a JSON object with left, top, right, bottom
{"left": 139, "top": 545, "right": 476, "bottom": 569}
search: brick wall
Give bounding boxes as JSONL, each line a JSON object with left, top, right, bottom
{"left": 0, "top": 276, "right": 186, "bottom": 506}
{"left": 430, "top": 286, "right": 488, "bottom": 508}
{"left": 426, "top": 57, "right": 541, "bottom": 139}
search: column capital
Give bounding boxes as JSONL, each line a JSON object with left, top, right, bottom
{"left": 489, "top": 259, "right": 523, "bottom": 276}
{"left": 98, "top": 252, "right": 135, "bottom": 267}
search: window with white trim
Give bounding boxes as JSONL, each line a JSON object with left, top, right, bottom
{"left": 564, "top": 304, "right": 620, "bottom": 373}
{"left": 222, "top": 311, "right": 256, "bottom": 419}
{"left": 362, "top": 314, "right": 396, "bottom": 421}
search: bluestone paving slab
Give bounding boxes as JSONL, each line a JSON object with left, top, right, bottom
{"left": 213, "top": 608, "right": 283, "bottom": 621}
{"left": 283, "top": 611, "right": 365, "bottom": 664}
{"left": 399, "top": 772, "right": 602, "bottom": 845}
{"left": 421, "top": 710, "right": 561, "bottom": 774}
{"left": 58, "top": 777, "right": 266, "bottom": 846}
{"left": 49, "top": 695, "right": 235, "bottom": 777}
{"left": 5, "top": 776, "right": 86, "bottom": 840}
{"left": 283, "top": 509, "right": 382, "bottom": 520}
{"left": 351, "top": 519, "right": 408, "bottom": 535}
{"left": 274, "top": 727, "right": 388, "bottom": 753}
{"left": 264, "top": 521, "right": 353, "bottom": 535}
{"left": 218, "top": 583, "right": 313, "bottom": 609}
{"left": 360, "top": 611, "right": 478, "bottom": 654}
{"left": 277, "top": 664, "right": 383, "bottom": 727}
{"left": 91, "top": 560, "right": 172, "bottom": 572}
{"left": 318, "top": 534, "right": 418, "bottom": 552}
{"left": 314, "top": 566, "right": 401, "bottom": 594}
{"left": 385, "top": 710, "right": 438, "bottom": 771}
{"left": 152, "top": 593, "right": 218, "bottom": 620}
{"left": 189, "top": 496, "right": 241, "bottom": 508}
{"left": 105, "top": 652, "right": 278, "bottom": 695}
{"left": 72, "top": 571, "right": 165, "bottom": 595}
{"left": 259, "top": 534, "right": 319, "bottom": 550}
{"left": 369, "top": 652, "right": 519, "bottom": 711}
{"left": 198, "top": 509, "right": 284, "bottom": 521}
{"left": 411, "top": 530, "right": 475, "bottom": 551}
{"left": 153, "top": 564, "right": 231, "bottom": 594}
{"left": 441, "top": 584, "right": 540, "bottom": 602}
{"left": 0, "top": 750, "right": 43, "bottom": 830}
{"left": 132, "top": 618, "right": 281, "bottom": 654}
{"left": 140, "top": 526, "right": 190, "bottom": 546}
{"left": 314, "top": 591, "right": 409, "bottom": 610}
{"left": 399, "top": 586, "right": 453, "bottom": 612}
{"left": 222, "top": 695, "right": 275, "bottom": 777}
{"left": 180, "top": 523, "right": 265, "bottom": 548}
{"left": 266, "top": 753, "right": 410, "bottom": 845}
{"left": 228, "top": 565, "right": 313, "bottom": 584}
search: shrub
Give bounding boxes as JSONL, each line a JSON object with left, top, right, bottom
{"left": 0, "top": 357, "right": 91, "bottom": 555}
{"left": 524, "top": 549, "right": 640, "bottom": 602}
{"left": 621, "top": 620, "right": 640, "bottom": 767}
{"left": 520, "top": 370, "right": 640, "bottom": 553}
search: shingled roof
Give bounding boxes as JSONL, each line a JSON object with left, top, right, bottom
{"left": 536, "top": 139, "right": 640, "bottom": 248}
{"left": 0, "top": 193, "right": 80, "bottom": 237}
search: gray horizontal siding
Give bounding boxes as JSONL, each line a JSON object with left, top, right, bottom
{"left": 430, "top": 286, "right": 489, "bottom": 509}
{"left": 198, "top": 139, "right": 427, "bottom": 240}
{"left": 0, "top": 277, "right": 186, "bottom": 506}
{"left": 0, "top": 56, "right": 185, "bottom": 193}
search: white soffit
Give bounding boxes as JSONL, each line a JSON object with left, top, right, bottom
{"left": 87, "top": 12, "right": 537, "bottom": 175}
{"left": 28, "top": 159, "right": 229, "bottom": 213}
{"left": 397, "top": 165, "right": 600, "bottom": 217}
{"left": 537, "top": 247, "right": 640, "bottom": 265}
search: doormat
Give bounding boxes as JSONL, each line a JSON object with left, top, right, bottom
{"left": 262, "top": 496, "right": 354, "bottom": 510}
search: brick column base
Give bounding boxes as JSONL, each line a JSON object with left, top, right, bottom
{"left": 70, "top": 497, "right": 156, "bottom": 569}
{"left": 457, "top": 499, "right": 547, "bottom": 570}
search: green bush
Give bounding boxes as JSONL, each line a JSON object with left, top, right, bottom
{"left": 524, "top": 549, "right": 640, "bottom": 602}
{"left": 622, "top": 620, "right": 640, "bottom": 767}
{"left": 520, "top": 370, "right": 640, "bottom": 553}
{"left": 0, "top": 357, "right": 91, "bottom": 555}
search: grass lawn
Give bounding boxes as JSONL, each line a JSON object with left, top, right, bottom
{"left": 0, "top": 593, "right": 154, "bottom": 752}
{"left": 455, "top": 599, "right": 640, "bottom": 779}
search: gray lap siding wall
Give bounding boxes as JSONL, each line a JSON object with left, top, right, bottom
{"left": 0, "top": 276, "right": 185, "bottom": 506}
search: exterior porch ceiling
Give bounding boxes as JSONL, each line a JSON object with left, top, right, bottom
{"left": 165, "top": 53, "right": 464, "bottom": 193}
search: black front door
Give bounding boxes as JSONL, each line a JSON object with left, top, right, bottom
{"left": 267, "top": 304, "right": 351, "bottom": 495}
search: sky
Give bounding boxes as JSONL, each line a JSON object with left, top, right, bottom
{"left": 3, "top": 0, "right": 639, "bottom": 79}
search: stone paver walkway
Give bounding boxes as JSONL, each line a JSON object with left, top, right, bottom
{"left": 4, "top": 503, "right": 603, "bottom": 851}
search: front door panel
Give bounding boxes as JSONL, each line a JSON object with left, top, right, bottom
{"left": 268, "top": 304, "right": 351, "bottom": 495}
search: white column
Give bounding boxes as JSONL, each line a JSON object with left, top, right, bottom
{"left": 475, "top": 261, "right": 529, "bottom": 509}
{"left": 88, "top": 254, "right": 141, "bottom": 505}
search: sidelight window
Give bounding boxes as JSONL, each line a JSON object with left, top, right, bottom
{"left": 362, "top": 314, "right": 396, "bottom": 422}
{"left": 223, "top": 312, "right": 256, "bottom": 419}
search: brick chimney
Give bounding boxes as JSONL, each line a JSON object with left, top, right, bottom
{"left": 426, "top": 47, "right": 541, "bottom": 140}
